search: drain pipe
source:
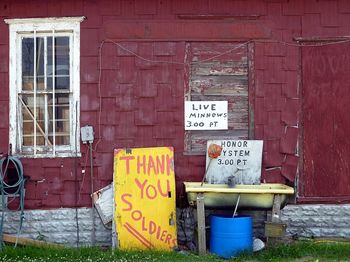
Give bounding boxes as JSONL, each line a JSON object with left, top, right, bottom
{"left": 80, "top": 125, "right": 95, "bottom": 246}
{"left": 89, "top": 141, "right": 95, "bottom": 246}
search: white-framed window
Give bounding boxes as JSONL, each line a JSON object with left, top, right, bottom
{"left": 5, "top": 17, "right": 84, "bottom": 158}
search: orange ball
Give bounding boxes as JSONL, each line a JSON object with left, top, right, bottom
{"left": 208, "top": 144, "right": 222, "bottom": 159}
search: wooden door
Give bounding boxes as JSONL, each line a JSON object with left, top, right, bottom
{"left": 301, "top": 42, "right": 350, "bottom": 202}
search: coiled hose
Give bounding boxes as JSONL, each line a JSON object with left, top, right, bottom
{"left": 0, "top": 156, "right": 25, "bottom": 248}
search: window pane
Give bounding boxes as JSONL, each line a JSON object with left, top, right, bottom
{"left": 23, "top": 136, "right": 46, "bottom": 147}
{"left": 22, "top": 77, "right": 34, "bottom": 91}
{"left": 20, "top": 94, "right": 47, "bottom": 146}
{"left": 35, "top": 95, "right": 46, "bottom": 146}
{"left": 22, "top": 38, "right": 34, "bottom": 91}
{"left": 21, "top": 95, "right": 35, "bottom": 146}
{"left": 22, "top": 38, "right": 34, "bottom": 78}
{"left": 47, "top": 36, "right": 70, "bottom": 90}
{"left": 22, "top": 37, "right": 45, "bottom": 91}
{"left": 48, "top": 135, "right": 70, "bottom": 146}
{"left": 48, "top": 94, "right": 70, "bottom": 145}
{"left": 36, "top": 37, "right": 45, "bottom": 91}
{"left": 55, "top": 37, "right": 70, "bottom": 74}
{"left": 36, "top": 38, "right": 45, "bottom": 78}
{"left": 47, "top": 76, "right": 70, "bottom": 90}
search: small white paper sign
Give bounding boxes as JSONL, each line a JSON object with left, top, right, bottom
{"left": 184, "top": 101, "right": 228, "bottom": 130}
{"left": 205, "top": 140, "right": 263, "bottom": 185}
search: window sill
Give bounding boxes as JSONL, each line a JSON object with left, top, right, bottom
{"left": 13, "top": 152, "right": 82, "bottom": 159}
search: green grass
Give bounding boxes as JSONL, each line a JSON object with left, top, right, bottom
{"left": 0, "top": 240, "right": 349, "bottom": 261}
{"left": 234, "top": 240, "right": 350, "bottom": 261}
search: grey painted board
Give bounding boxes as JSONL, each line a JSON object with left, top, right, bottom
{"left": 92, "top": 184, "right": 113, "bottom": 225}
{"left": 205, "top": 140, "right": 263, "bottom": 185}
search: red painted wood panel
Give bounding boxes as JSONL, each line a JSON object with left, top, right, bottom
{"left": 103, "top": 20, "right": 271, "bottom": 41}
{"left": 301, "top": 43, "right": 350, "bottom": 198}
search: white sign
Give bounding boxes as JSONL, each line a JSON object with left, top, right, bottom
{"left": 184, "top": 101, "right": 228, "bottom": 130}
{"left": 205, "top": 140, "right": 263, "bottom": 185}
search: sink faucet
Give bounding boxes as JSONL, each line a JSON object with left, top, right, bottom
{"left": 227, "top": 175, "right": 235, "bottom": 188}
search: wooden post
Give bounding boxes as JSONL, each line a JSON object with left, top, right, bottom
{"left": 266, "top": 194, "right": 283, "bottom": 245}
{"left": 271, "top": 194, "right": 281, "bottom": 223}
{"left": 196, "top": 193, "right": 206, "bottom": 255}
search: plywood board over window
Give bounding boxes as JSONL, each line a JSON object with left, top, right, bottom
{"left": 184, "top": 42, "right": 250, "bottom": 155}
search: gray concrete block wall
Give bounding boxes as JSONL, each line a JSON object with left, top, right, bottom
{"left": 1, "top": 204, "right": 349, "bottom": 247}
{"left": 281, "top": 204, "right": 350, "bottom": 238}
{"left": 1, "top": 208, "right": 112, "bottom": 246}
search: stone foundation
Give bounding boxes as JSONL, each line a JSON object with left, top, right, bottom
{"left": 1, "top": 204, "right": 349, "bottom": 247}
{"left": 281, "top": 204, "right": 350, "bottom": 238}
{"left": 1, "top": 208, "right": 111, "bottom": 246}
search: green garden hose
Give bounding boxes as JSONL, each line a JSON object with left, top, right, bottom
{"left": 0, "top": 156, "right": 25, "bottom": 248}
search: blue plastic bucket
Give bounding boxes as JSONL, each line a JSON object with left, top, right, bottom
{"left": 210, "top": 215, "right": 253, "bottom": 258}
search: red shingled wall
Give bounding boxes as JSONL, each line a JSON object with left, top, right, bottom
{"left": 0, "top": 0, "right": 350, "bottom": 208}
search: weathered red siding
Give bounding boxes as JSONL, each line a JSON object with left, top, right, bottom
{"left": 0, "top": 0, "right": 350, "bottom": 208}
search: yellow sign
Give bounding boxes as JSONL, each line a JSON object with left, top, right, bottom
{"left": 114, "top": 147, "right": 177, "bottom": 250}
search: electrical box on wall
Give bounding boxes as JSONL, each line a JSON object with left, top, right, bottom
{"left": 81, "top": 125, "right": 94, "bottom": 144}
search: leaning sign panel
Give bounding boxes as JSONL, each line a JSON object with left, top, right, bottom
{"left": 113, "top": 147, "right": 177, "bottom": 250}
